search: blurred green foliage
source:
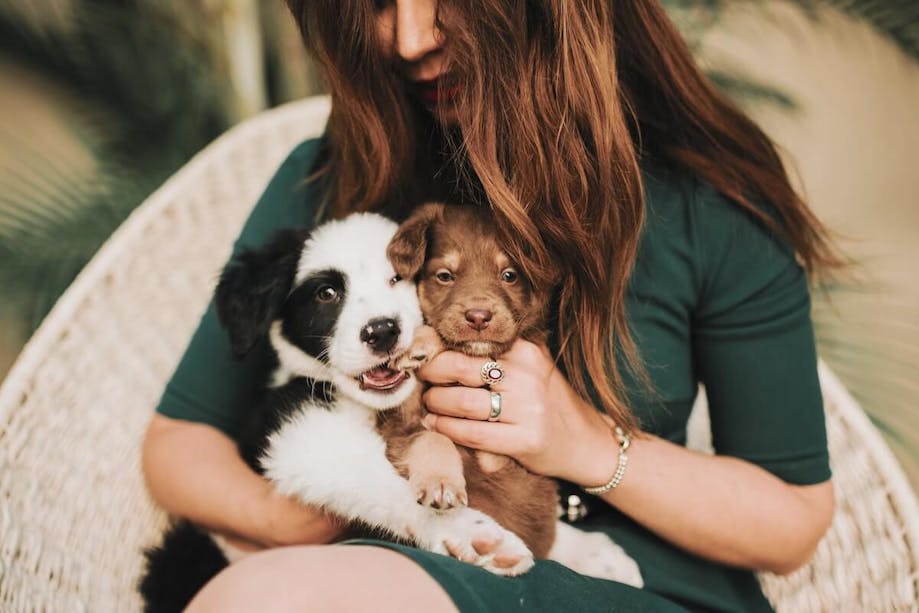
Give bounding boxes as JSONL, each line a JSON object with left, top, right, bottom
{"left": 0, "top": 1, "right": 224, "bottom": 330}
{"left": 0, "top": 0, "right": 321, "bottom": 337}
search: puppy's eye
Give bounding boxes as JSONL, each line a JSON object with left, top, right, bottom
{"left": 434, "top": 269, "right": 455, "bottom": 284}
{"left": 316, "top": 286, "right": 339, "bottom": 302}
{"left": 389, "top": 275, "right": 401, "bottom": 286}
{"left": 500, "top": 268, "right": 519, "bottom": 284}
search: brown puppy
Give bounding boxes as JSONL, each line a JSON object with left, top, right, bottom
{"left": 384, "top": 203, "right": 558, "bottom": 559}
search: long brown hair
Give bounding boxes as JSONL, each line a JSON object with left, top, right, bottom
{"left": 286, "top": 0, "right": 841, "bottom": 432}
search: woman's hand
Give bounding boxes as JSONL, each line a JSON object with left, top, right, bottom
{"left": 417, "top": 338, "right": 620, "bottom": 486}
{"left": 220, "top": 496, "right": 343, "bottom": 552}
{"left": 249, "top": 487, "right": 345, "bottom": 548}
{"left": 197, "top": 490, "right": 344, "bottom": 553}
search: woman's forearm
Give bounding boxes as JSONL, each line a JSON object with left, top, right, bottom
{"left": 593, "top": 433, "right": 835, "bottom": 574}
{"left": 141, "top": 413, "right": 339, "bottom": 547}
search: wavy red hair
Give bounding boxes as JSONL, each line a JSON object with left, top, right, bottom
{"left": 285, "top": 0, "right": 841, "bottom": 432}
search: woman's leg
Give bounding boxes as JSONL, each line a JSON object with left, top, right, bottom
{"left": 186, "top": 545, "right": 458, "bottom": 612}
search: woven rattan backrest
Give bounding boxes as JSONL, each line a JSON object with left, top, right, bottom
{"left": 0, "top": 97, "right": 330, "bottom": 611}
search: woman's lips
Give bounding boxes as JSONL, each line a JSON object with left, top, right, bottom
{"left": 417, "top": 79, "right": 459, "bottom": 105}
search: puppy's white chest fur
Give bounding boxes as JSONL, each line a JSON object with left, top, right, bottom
{"left": 262, "top": 399, "right": 387, "bottom": 508}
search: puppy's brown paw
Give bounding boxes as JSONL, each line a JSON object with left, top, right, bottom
{"left": 475, "top": 450, "right": 512, "bottom": 473}
{"left": 412, "top": 472, "right": 468, "bottom": 510}
{"left": 394, "top": 325, "right": 444, "bottom": 371}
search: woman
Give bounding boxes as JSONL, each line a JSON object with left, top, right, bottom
{"left": 142, "top": 1, "right": 839, "bottom": 610}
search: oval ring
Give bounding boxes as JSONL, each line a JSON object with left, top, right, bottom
{"left": 480, "top": 360, "right": 505, "bottom": 386}
{"left": 487, "top": 391, "right": 503, "bottom": 422}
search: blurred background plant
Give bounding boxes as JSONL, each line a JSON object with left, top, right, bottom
{"left": 0, "top": 0, "right": 916, "bottom": 484}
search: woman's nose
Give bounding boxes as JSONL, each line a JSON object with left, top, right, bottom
{"left": 393, "top": 0, "right": 442, "bottom": 63}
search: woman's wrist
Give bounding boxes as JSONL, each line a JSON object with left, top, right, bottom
{"left": 580, "top": 426, "right": 631, "bottom": 495}
{"left": 243, "top": 478, "right": 282, "bottom": 546}
{"left": 248, "top": 482, "right": 342, "bottom": 547}
{"left": 247, "top": 481, "right": 307, "bottom": 547}
{"left": 556, "top": 400, "right": 625, "bottom": 486}
{"left": 579, "top": 429, "right": 625, "bottom": 488}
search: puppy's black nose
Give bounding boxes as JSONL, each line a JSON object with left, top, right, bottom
{"left": 465, "top": 309, "right": 492, "bottom": 331}
{"left": 360, "top": 318, "right": 400, "bottom": 353}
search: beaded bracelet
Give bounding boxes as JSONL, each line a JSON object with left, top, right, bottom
{"left": 581, "top": 426, "right": 631, "bottom": 496}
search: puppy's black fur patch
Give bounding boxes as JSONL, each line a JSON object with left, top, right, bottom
{"left": 215, "top": 228, "right": 310, "bottom": 358}
{"left": 280, "top": 269, "right": 347, "bottom": 360}
{"left": 138, "top": 521, "right": 228, "bottom": 613}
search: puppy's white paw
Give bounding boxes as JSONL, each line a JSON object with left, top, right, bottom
{"left": 548, "top": 521, "right": 643, "bottom": 588}
{"left": 413, "top": 507, "right": 535, "bottom": 576}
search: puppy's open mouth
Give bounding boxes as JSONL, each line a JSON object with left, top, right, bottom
{"left": 357, "top": 365, "right": 409, "bottom": 392}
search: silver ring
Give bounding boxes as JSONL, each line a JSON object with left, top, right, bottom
{"left": 480, "top": 361, "right": 505, "bottom": 385}
{"left": 487, "top": 391, "right": 502, "bottom": 422}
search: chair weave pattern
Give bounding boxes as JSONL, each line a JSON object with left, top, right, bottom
{"left": 0, "top": 96, "right": 916, "bottom": 612}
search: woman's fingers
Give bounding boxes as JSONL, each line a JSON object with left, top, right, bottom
{"left": 417, "top": 351, "right": 496, "bottom": 387}
{"left": 422, "top": 413, "right": 521, "bottom": 454}
{"left": 415, "top": 339, "right": 555, "bottom": 459}
{"left": 423, "top": 386, "right": 508, "bottom": 422}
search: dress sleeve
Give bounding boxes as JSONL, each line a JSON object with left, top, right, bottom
{"left": 154, "top": 138, "right": 325, "bottom": 437}
{"left": 691, "top": 182, "right": 831, "bottom": 485}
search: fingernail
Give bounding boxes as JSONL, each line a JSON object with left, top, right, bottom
{"left": 422, "top": 413, "right": 436, "bottom": 430}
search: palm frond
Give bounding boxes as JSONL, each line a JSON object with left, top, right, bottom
{"left": 668, "top": 0, "right": 919, "bottom": 62}
{"left": 0, "top": 2, "right": 227, "bottom": 165}
{"left": 786, "top": 0, "right": 919, "bottom": 60}
{"left": 706, "top": 69, "right": 798, "bottom": 109}
{"left": 0, "top": 1, "right": 229, "bottom": 331}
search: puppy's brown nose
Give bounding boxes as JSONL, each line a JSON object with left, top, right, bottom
{"left": 465, "top": 309, "right": 492, "bottom": 331}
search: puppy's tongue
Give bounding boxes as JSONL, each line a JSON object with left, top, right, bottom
{"left": 359, "top": 366, "right": 408, "bottom": 391}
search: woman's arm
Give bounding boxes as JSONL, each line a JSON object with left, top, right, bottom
{"left": 597, "top": 431, "right": 834, "bottom": 574}
{"left": 142, "top": 413, "right": 342, "bottom": 548}
{"left": 419, "top": 341, "right": 834, "bottom": 575}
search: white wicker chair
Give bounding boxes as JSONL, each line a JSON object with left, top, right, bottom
{"left": 0, "top": 96, "right": 916, "bottom": 612}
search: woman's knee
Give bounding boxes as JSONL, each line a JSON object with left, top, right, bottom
{"left": 186, "top": 545, "right": 457, "bottom": 612}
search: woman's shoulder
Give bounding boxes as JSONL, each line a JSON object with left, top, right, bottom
{"left": 268, "top": 136, "right": 328, "bottom": 194}
{"left": 262, "top": 136, "right": 328, "bottom": 198}
{"left": 232, "top": 136, "right": 329, "bottom": 253}
{"left": 641, "top": 160, "right": 788, "bottom": 246}
{"left": 285, "top": 137, "right": 327, "bottom": 165}
{"left": 637, "top": 161, "right": 806, "bottom": 316}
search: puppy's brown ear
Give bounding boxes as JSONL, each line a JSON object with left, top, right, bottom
{"left": 387, "top": 202, "right": 445, "bottom": 280}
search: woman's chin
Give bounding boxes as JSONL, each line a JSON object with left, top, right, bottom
{"left": 427, "top": 103, "right": 459, "bottom": 125}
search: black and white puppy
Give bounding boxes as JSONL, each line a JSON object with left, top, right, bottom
{"left": 140, "top": 213, "right": 532, "bottom": 613}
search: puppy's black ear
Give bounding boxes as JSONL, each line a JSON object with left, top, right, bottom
{"left": 215, "top": 228, "right": 310, "bottom": 358}
{"left": 387, "top": 202, "right": 445, "bottom": 281}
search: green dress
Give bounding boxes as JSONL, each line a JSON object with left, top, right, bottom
{"left": 156, "top": 139, "right": 830, "bottom": 613}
